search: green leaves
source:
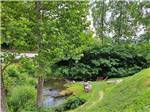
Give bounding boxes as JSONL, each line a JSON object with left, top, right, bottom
{"left": 53, "top": 44, "right": 149, "bottom": 80}
{"left": 55, "top": 97, "right": 86, "bottom": 111}
{"left": 31, "top": 1, "right": 91, "bottom": 77}
{"left": 91, "top": 0, "right": 150, "bottom": 43}
{"left": 1, "top": 2, "right": 36, "bottom": 50}
{"left": 8, "top": 85, "right": 36, "bottom": 112}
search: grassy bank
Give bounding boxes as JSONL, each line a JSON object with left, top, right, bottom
{"left": 67, "top": 68, "right": 150, "bottom": 112}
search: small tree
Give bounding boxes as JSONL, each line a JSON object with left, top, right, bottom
{"left": 0, "top": 51, "right": 16, "bottom": 112}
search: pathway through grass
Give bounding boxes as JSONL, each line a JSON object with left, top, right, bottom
{"left": 68, "top": 68, "right": 150, "bottom": 112}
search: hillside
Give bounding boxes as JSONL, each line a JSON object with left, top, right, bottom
{"left": 68, "top": 68, "right": 150, "bottom": 112}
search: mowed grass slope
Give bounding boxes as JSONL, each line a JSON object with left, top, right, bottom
{"left": 68, "top": 68, "right": 150, "bottom": 112}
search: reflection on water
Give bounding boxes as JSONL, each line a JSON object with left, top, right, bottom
{"left": 43, "top": 79, "right": 67, "bottom": 107}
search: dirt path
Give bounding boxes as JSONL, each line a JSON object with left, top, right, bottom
{"left": 69, "top": 79, "right": 123, "bottom": 112}
{"left": 107, "top": 79, "right": 123, "bottom": 84}
{"left": 90, "top": 91, "right": 104, "bottom": 107}
{"left": 99, "top": 91, "right": 104, "bottom": 100}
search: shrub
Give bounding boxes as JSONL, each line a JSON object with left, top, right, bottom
{"left": 8, "top": 86, "right": 36, "bottom": 112}
{"left": 4, "top": 65, "right": 20, "bottom": 93}
{"left": 18, "top": 73, "right": 37, "bottom": 86}
{"left": 6, "top": 65, "right": 20, "bottom": 78}
{"left": 53, "top": 44, "right": 150, "bottom": 80}
{"left": 19, "top": 58, "right": 36, "bottom": 76}
{"left": 4, "top": 65, "right": 37, "bottom": 93}
{"left": 63, "top": 97, "right": 85, "bottom": 110}
{"left": 55, "top": 97, "right": 86, "bottom": 112}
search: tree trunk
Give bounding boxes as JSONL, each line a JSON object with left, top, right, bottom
{"left": 116, "top": 1, "right": 123, "bottom": 44}
{"left": 36, "top": 76, "right": 44, "bottom": 107}
{"left": 0, "top": 67, "right": 7, "bottom": 112}
{"left": 101, "top": 0, "right": 105, "bottom": 44}
{"left": 35, "top": 1, "right": 44, "bottom": 108}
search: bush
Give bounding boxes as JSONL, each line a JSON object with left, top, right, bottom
{"left": 6, "top": 65, "right": 20, "bottom": 78}
{"left": 8, "top": 86, "right": 36, "bottom": 112}
{"left": 4, "top": 65, "right": 37, "bottom": 94}
{"left": 64, "top": 97, "right": 85, "bottom": 110}
{"left": 18, "top": 73, "right": 37, "bottom": 86}
{"left": 4, "top": 65, "right": 20, "bottom": 93}
{"left": 55, "top": 97, "right": 86, "bottom": 112}
{"left": 53, "top": 44, "right": 150, "bottom": 80}
{"left": 19, "top": 58, "right": 36, "bottom": 76}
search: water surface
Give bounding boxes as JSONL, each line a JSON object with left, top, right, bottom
{"left": 43, "top": 79, "right": 67, "bottom": 107}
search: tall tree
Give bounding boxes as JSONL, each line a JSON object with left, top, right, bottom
{"left": 1, "top": 1, "right": 92, "bottom": 109}
{"left": 91, "top": 0, "right": 108, "bottom": 43}
{"left": 128, "top": 1, "right": 150, "bottom": 42}
{"left": 34, "top": 1, "right": 91, "bottom": 107}
{"left": 34, "top": 1, "right": 44, "bottom": 107}
{"left": 91, "top": 0, "right": 149, "bottom": 43}
{"left": 109, "top": 0, "right": 136, "bottom": 43}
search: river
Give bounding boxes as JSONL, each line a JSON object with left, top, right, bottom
{"left": 43, "top": 79, "right": 67, "bottom": 107}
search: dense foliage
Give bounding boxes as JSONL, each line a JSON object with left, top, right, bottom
{"left": 1, "top": 0, "right": 92, "bottom": 110}
{"left": 8, "top": 86, "right": 36, "bottom": 112}
{"left": 1, "top": 0, "right": 150, "bottom": 112}
{"left": 55, "top": 97, "right": 86, "bottom": 112}
{"left": 53, "top": 44, "right": 150, "bottom": 80}
{"left": 3, "top": 58, "right": 37, "bottom": 112}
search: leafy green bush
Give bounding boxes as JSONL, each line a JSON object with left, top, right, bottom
{"left": 55, "top": 97, "right": 86, "bottom": 112}
{"left": 18, "top": 73, "right": 37, "bottom": 86}
{"left": 53, "top": 44, "right": 150, "bottom": 80}
{"left": 64, "top": 97, "right": 85, "bottom": 110}
{"left": 132, "top": 42, "right": 150, "bottom": 60}
{"left": 8, "top": 86, "right": 36, "bottom": 112}
{"left": 4, "top": 65, "right": 21, "bottom": 93}
{"left": 6, "top": 65, "right": 20, "bottom": 78}
{"left": 4, "top": 64, "right": 37, "bottom": 93}
{"left": 19, "top": 58, "right": 36, "bottom": 76}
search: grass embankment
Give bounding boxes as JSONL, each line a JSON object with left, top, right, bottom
{"left": 67, "top": 68, "right": 150, "bottom": 112}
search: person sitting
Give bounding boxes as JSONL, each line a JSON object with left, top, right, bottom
{"left": 83, "top": 81, "right": 92, "bottom": 93}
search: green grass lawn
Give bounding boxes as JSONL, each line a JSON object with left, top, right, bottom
{"left": 67, "top": 68, "right": 150, "bottom": 112}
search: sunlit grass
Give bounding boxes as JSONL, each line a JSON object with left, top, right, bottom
{"left": 67, "top": 68, "right": 150, "bottom": 112}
